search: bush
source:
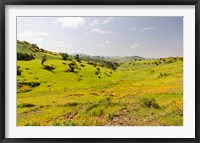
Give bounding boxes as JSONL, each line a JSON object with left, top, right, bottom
{"left": 43, "top": 65, "right": 55, "bottom": 71}
{"left": 18, "top": 82, "right": 40, "bottom": 87}
{"left": 17, "top": 66, "right": 22, "bottom": 76}
{"left": 61, "top": 53, "right": 69, "bottom": 60}
{"left": 68, "top": 61, "right": 77, "bottom": 72}
{"left": 139, "top": 97, "right": 160, "bottom": 109}
{"left": 75, "top": 54, "right": 81, "bottom": 63}
{"left": 95, "top": 68, "right": 100, "bottom": 75}
{"left": 107, "top": 112, "right": 115, "bottom": 121}
{"left": 158, "top": 72, "right": 168, "bottom": 78}
{"left": 17, "top": 52, "right": 35, "bottom": 61}
{"left": 18, "top": 103, "right": 35, "bottom": 108}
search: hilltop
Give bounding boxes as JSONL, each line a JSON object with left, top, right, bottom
{"left": 17, "top": 40, "right": 145, "bottom": 62}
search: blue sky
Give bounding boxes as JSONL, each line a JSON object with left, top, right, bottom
{"left": 17, "top": 17, "right": 183, "bottom": 58}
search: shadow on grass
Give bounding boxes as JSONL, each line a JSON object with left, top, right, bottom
{"left": 43, "top": 65, "right": 55, "bottom": 73}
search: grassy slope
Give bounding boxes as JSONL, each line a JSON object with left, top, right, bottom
{"left": 17, "top": 41, "right": 61, "bottom": 60}
{"left": 17, "top": 58, "right": 183, "bottom": 126}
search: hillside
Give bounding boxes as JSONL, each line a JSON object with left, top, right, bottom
{"left": 17, "top": 40, "right": 61, "bottom": 60}
{"left": 17, "top": 40, "right": 183, "bottom": 126}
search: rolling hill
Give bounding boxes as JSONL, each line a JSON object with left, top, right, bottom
{"left": 17, "top": 40, "right": 183, "bottom": 126}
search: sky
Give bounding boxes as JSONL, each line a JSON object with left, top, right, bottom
{"left": 17, "top": 17, "right": 183, "bottom": 58}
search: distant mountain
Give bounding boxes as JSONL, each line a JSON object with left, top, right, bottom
{"left": 101, "top": 56, "right": 145, "bottom": 63}
{"left": 71, "top": 53, "right": 145, "bottom": 63}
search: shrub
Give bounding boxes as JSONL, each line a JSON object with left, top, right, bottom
{"left": 154, "top": 62, "right": 159, "bottom": 66}
{"left": 18, "top": 103, "right": 35, "bottom": 108}
{"left": 138, "top": 97, "right": 160, "bottom": 109}
{"left": 86, "top": 104, "right": 98, "bottom": 111}
{"left": 107, "top": 112, "right": 115, "bottom": 121}
{"left": 17, "top": 66, "right": 22, "bottom": 76}
{"left": 43, "top": 65, "right": 55, "bottom": 71}
{"left": 150, "top": 70, "right": 155, "bottom": 73}
{"left": 90, "top": 108, "right": 104, "bottom": 116}
{"left": 18, "top": 82, "right": 40, "bottom": 87}
{"left": 105, "top": 72, "right": 111, "bottom": 77}
{"left": 80, "top": 64, "right": 85, "bottom": 67}
{"left": 17, "top": 52, "right": 35, "bottom": 61}
{"left": 75, "top": 54, "right": 81, "bottom": 63}
{"left": 61, "top": 53, "right": 69, "bottom": 60}
{"left": 67, "top": 102, "right": 78, "bottom": 106}
{"left": 77, "top": 78, "right": 82, "bottom": 81}
{"left": 95, "top": 69, "right": 100, "bottom": 75}
{"left": 68, "top": 61, "right": 77, "bottom": 72}
{"left": 158, "top": 72, "right": 168, "bottom": 78}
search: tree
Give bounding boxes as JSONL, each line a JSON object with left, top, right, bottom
{"left": 75, "top": 54, "right": 81, "bottom": 62}
{"left": 61, "top": 53, "right": 69, "bottom": 60}
{"left": 68, "top": 61, "right": 76, "bottom": 72}
{"left": 41, "top": 55, "right": 47, "bottom": 65}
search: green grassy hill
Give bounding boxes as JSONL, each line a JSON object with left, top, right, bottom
{"left": 17, "top": 41, "right": 183, "bottom": 126}
{"left": 17, "top": 40, "right": 61, "bottom": 60}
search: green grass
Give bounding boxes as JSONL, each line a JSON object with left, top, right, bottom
{"left": 17, "top": 41, "right": 183, "bottom": 126}
{"left": 17, "top": 57, "right": 183, "bottom": 126}
{"left": 17, "top": 42, "right": 61, "bottom": 60}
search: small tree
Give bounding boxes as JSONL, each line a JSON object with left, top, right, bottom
{"left": 68, "top": 61, "right": 77, "bottom": 72}
{"left": 61, "top": 53, "right": 69, "bottom": 60}
{"left": 41, "top": 55, "right": 47, "bottom": 65}
{"left": 75, "top": 54, "right": 81, "bottom": 63}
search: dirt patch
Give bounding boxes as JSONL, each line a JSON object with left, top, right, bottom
{"left": 64, "top": 94, "right": 84, "bottom": 98}
{"left": 105, "top": 115, "right": 133, "bottom": 126}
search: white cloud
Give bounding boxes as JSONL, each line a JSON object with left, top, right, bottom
{"left": 18, "top": 31, "right": 48, "bottom": 38}
{"left": 90, "top": 17, "right": 113, "bottom": 26}
{"left": 17, "top": 31, "right": 49, "bottom": 43}
{"left": 98, "top": 41, "right": 110, "bottom": 47}
{"left": 103, "top": 17, "right": 113, "bottom": 24}
{"left": 54, "top": 17, "right": 86, "bottom": 29}
{"left": 90, "top": 19, "right": 100, "bottom": 26}
{"left": 130, "top": 43, "right": 140, "bottom": 49}
{"left": 92, "top": 28, "right": 112, "bottom": 34}
{"left": 141, "top": 27, "right": 156, "bottom": 32}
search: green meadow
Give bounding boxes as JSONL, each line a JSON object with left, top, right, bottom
{"left": 17, "top": 41, "right": 183, "bottom": 126}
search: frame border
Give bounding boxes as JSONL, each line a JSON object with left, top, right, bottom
{"left": 1, "top": 0, "right": 200, "bottom": 143}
